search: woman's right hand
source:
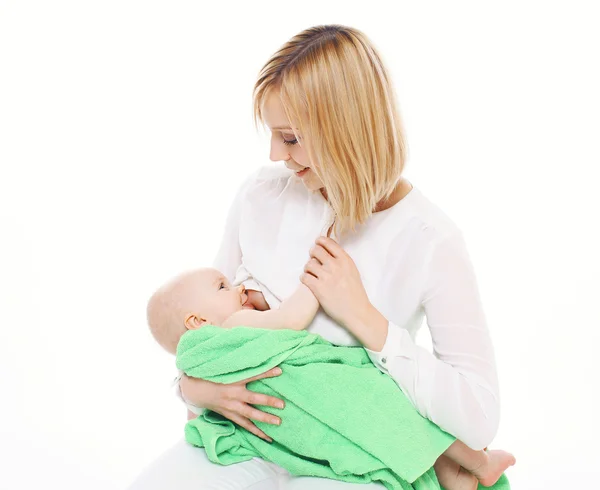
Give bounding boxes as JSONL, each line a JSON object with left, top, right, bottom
{"left": 179, "top": 367, "right": 285, "bottom": 443}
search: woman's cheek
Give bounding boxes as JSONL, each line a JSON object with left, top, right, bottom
{"left": 293, "top": 146, "right": 309, "bottom": 167}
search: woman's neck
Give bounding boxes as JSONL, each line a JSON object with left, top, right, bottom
{"left": 373, "top": 177, "right": 413, "bottom": 213}
{"left": 319, "top": 177, "right": 413, "bottom": 215}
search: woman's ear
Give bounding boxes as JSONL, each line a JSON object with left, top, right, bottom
{"left": 184, "top": 314, "right": 207, "bottom": 330}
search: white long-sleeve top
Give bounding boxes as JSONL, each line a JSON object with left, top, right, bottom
{"left": 213, "top": 164, "right": 500, "bottom": 450}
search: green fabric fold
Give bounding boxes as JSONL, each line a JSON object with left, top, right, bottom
{"left": 176, "top": 325, "right": 510, "bottom": 490}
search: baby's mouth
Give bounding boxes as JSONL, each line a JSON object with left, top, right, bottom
{"left": 241, "top": 294, "right": 255, "bottom": 309}
{"left": 242, "top": 299, "right": 255, "bottom": 310}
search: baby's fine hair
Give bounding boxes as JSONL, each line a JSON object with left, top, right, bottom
{"left": 146, "top": 272, "right": 197, "bottom": 355}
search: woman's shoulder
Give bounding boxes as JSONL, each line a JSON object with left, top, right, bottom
{"left": 405, "top": 185, "right": 464, "bottom": 242}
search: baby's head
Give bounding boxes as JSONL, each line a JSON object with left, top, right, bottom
{"left": 146, "top": 268, "right": 250, "bottom": 354}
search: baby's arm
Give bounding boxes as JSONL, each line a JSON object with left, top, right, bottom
{"left": 222, "top": 283, "right": 319, "bottom": 331}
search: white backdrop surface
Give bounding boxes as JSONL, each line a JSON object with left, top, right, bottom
{"left": 1, "top": 1, "right": 598, "bottom": 489}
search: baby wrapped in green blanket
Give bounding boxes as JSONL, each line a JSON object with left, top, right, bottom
{"left": 147, "top": 268, "right": 514, "bottom": 490}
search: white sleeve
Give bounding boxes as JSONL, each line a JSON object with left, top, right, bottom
{"left": 171, "top": 370, "right": 204, "bottom": 415}
{"left": 364, "top": 231, "right": 500, "bottom": 450}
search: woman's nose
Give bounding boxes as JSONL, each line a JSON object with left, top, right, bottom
{"left": 270, "top": 139, "right": 290, "bottom": 163}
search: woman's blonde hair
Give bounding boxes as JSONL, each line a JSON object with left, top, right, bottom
{"left": 253, "top": 25, "right": 408, "bottom": 237}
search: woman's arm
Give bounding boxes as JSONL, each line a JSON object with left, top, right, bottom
{"left": 302, "top": 234, "right": 500, "bottom": 451}
{"left": 362, "top": 231, "right": 500, "bottom": 450}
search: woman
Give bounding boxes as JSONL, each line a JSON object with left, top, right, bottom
{"left": 129, "top": 25, "right": 500, "bottom": 489}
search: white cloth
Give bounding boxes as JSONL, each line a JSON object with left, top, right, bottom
{"left": 171, "top": 372, "right": 203, "bottom": 416}
{"left": 127, "top": 439, "right": 386, "bottom": 490}
{"left": 212, "top": 164, "right": 500, "bottom": 451}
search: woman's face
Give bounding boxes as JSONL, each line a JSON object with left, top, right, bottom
{"left": 261, "top": 90, "right": 324, "bottom": 192}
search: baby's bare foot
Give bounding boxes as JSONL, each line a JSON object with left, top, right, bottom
{"left": 471, "top": 449, "right": 516, "bottom": 487}
{"left": 434, "top": 454, "right": 478, "bottom": 490}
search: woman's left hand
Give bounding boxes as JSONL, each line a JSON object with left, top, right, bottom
{"left": 300, "top": 236, "right": 372, "bottom": 330}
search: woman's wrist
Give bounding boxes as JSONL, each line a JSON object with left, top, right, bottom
{"left": 179, "top": 374, "right": 205, "bottom": 408}
{"left": 344, "top": 303, "right": 389, "bottom": 352}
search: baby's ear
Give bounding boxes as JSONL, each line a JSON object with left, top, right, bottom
{"left": 184, "top": 314, "right": 207, "bottom": 330}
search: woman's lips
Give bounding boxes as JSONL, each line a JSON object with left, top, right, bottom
{"left": 296, "top": 167, "right": 310, "bottom": 177}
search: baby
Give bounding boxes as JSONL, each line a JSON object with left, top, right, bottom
{"left": 146, "top": 267, "right": 319, "bottom": 355}
{"left": 147, "top": 267, "right": 515, "bottom": 490}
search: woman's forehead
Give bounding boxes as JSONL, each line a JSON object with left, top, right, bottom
{"left": 262, "top": 92, "right": 291, "bottom": 131}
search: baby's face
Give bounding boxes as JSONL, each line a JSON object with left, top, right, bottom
{"left": 189, "top": 268, "right": 254, "bottom": 326}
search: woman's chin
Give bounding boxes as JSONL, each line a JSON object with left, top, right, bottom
{"left": 301, "top": 176, "right": 324, "bottom": 192}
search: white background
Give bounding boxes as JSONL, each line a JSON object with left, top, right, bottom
{"left": 1, "top": 1, "right": 598, "bottom": 489}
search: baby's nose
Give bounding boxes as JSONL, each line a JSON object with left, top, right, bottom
{"left": 238, "top": 284, "right": 245, "bottom": 293}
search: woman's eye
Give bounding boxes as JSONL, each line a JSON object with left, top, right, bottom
{"left": 219, "top": 283, "right": 226, "bottom": 290}
{"left": 282, "top": 134, "right": 298, "bottom": 146}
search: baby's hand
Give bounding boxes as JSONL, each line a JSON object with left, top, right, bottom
{"left": 246, "top": 289, "right": 270, "bottom": 311}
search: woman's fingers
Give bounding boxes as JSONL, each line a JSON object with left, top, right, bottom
{"left": 244, "top": 390, "right": 286, "bottom": 410}
{"left": 236, "top": 401, "right": 282, "bottom": 426}
{"left": 237, "top": 367, "right": 285, "bottom": 407}
{"left": 315, "top": 236, "right": 342, "bottom": 258}
{"left": 224, "top": 411, "right": 273, "bottom": 443}
{"left": 218, "top": 366, "right": 284, "bottom": 443}
{"left": 304, "top": 257, "right": 322, "bottom": 277}
{"left": 240, "top": 366, "right": 282, "bottom": 384}
{"left": 300, "top": 272, "right": 319, "bottom": 293}
{"left": 309, "top": 244, "right": 331, "bottom": 265}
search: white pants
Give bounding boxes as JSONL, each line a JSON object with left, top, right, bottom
{"left": 128, "top": 439, "right": 386, "bottom": 490}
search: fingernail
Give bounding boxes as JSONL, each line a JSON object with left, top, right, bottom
{"left": 274, "top": 367, "right": 282, "bottom": 375}
{"left": 267, "top": 438, "right": 273, "bottom": 443}
{"left": 273, "top": 418, "right": 281, "bottom": 425}
{"left": 276, "top": 401, "right": 284, "bottom": 409}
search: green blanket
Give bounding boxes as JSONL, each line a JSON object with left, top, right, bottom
{"left": 176, "top": 326, "right": 510, "bottom": 490}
